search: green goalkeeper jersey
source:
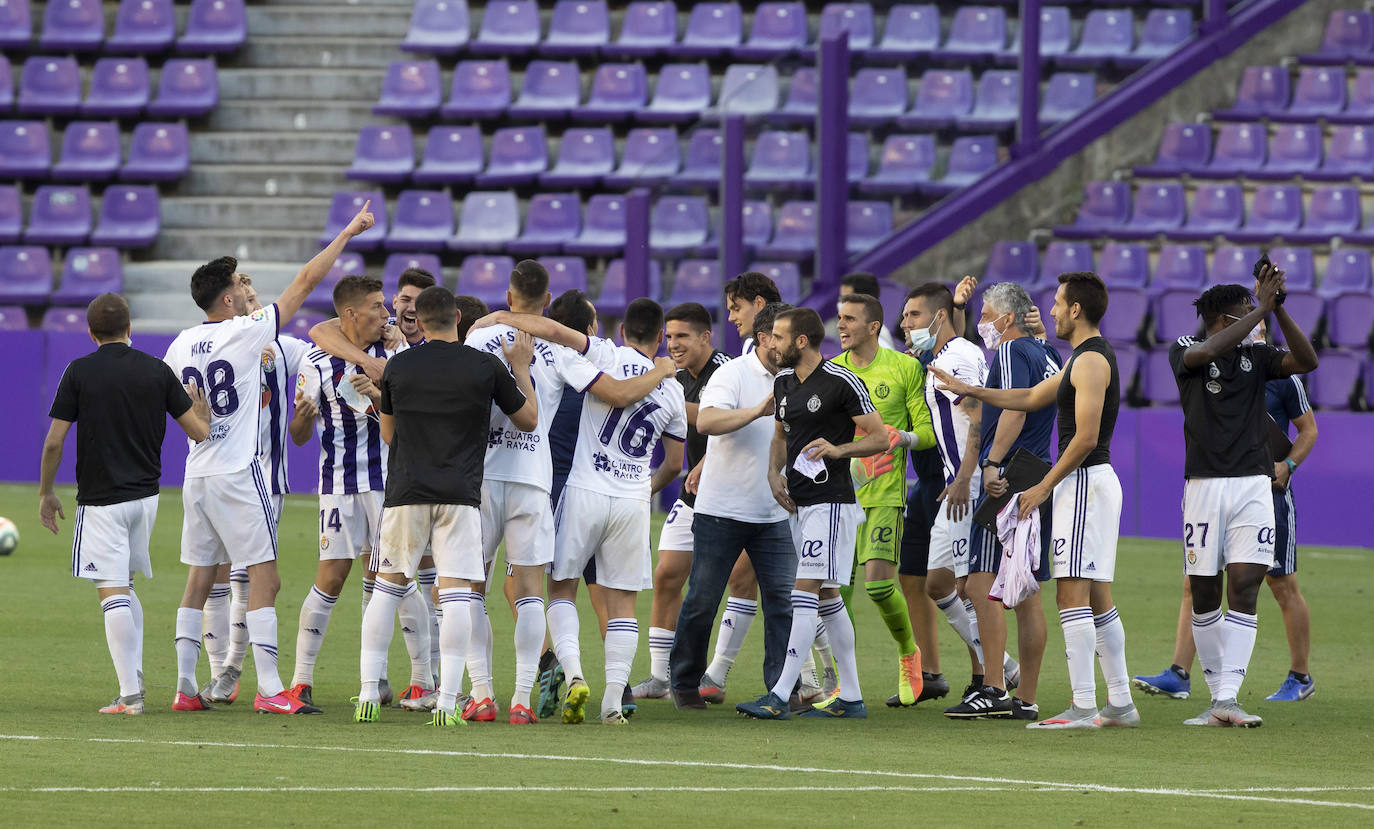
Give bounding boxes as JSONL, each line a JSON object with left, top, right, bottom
{"left": 831, "top": 346, "right": 936, "bottom": 508}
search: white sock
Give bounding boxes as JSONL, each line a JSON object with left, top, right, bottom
{"left": 813, "top": 617, "right": 836, "bottom": 674}
{"left": 706, "top": 597, "right": 756, "bottom": 680}
{"left": 225, "top": 569, "right": 249, "bottom": 671}
{"left": 768, "top": 591, "right": 819, "bottom": 700}
{"left": 202, "top": 583, "right": 230, "bottom": 678}
{"left": 399, "top": 581, "right": 433, "bottom": 687}
{"left": 1093, "top": 607, "right": 1132, "bottom": 707}
{"left": 513, "top": 596, "right": 546, "bottom": 709}
{"left": 936, "top": 591, "right": 985, "bottom": 665}
{"left": 466, "top": 592, "right": 493, "bottom": 700}
{"left": 417, "top": 568, "right": 440, "bottom": 685}
{"left": 801, "top": 649, "right": 820, "bottom": 688}
{"left": 819, "top": 597, "right": 861, "bottom": 702}
{"left": 547, "top": 598, "right": 584, "bottom": 682}
{"left": 1060, "top": 606, "right": 1097, "bottom": 710}
{"left": 436, "top": 589, "right": 472, "bottom": 714}
{"left": 359, "top": 578, "right": 405, "bottom": 703}
{"left": 174, "top": 607, "right": 202, "bottom": 697}
{"left": 1192, "top": 609, "right": 1225, "bottom": 701}
{"left": 102, "top": 595, "right": 141, "bottom": 697}
{"left": 647, "top": 626, "right": 673, "bottom": 683}
{"left": 246, "top": 607, "right": 285, "bottom": 697}
{"left": 1218, "top": 610, "right": 1258, "bottom": 701}
{"left": 127, "top": 584, "right": 144, "bottom": 678}
{"left": 602, "top": 617, "right": 638, "bottom": 717}
{"left": 291, "top": 586, "right": 337, "bottom": 688}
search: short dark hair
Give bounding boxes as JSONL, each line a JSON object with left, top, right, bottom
{"left": 87, "top": 292, "right": 130, "bottom": 341}
{"left": 838, "top": 292, "right": 884, "bottom": 327}
{"left": 724, "top": 271, "right": 781, "bottom": 305}
{"left": 398, "top": 267, "right": 437, "bottom": 293}
{"left": 454, "top": 293, "right": 488, "bottom": 339}
{"left": 776, "top": 307, "right": 825, "bottom": 351}
{"left": 416, "top": 285, "right": 457, "bottom": 331}
{"left": 1057, "top": 271, "right": 1109, "bottom": 326}
{"left": 333, "top": 274, "right": 384, "bottom": 314}
{"left": 664, "top": 302, "right": 712, "bottom": 333}
{"left": 549, "top": 289, "right": 595, "bottom": 335}
{"left": 1193, "top": 283, "right": 1253, "bottom": 329}
{"left": 623, "top": 297, "right": 664, "bottom": 344}
{"left": 191, "top": 256, "right": 237, "bottom": 311}
{"left": 906, "top": 281, "right": 954, "bottom": 316}
{"left": 753, "top": 301, "right": 792, "bottom": 341}
{"left": 840, "top": 271, "right": 880, "bottom": 300}
{"left": 510, "top": 259, "right": 549, "bottom": 302}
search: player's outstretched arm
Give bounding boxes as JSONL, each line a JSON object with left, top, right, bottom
{"left": 175, "top": 381, "right": 211, "bottom": 442}
{"left": 38, "top": 418, "right": 72, "bottom": 534}
{"left": 931, "top": 365, "right": 1058, "bottom": 412}
{"left": 697, "top": 392, "right": 773, "bottom": 436}
{"left": 586, "top": 358, "right": 677, "bottom": 408}
{"left": 651, "top": 437, "right": 685, "bottom": 495}
{"left": 951, "top": 275, "right": 976, "bottom": 337}
{"left": 1182, "top": 264, "right": 1286, "bottom": 369}
{"left": 276, "top": 201, "right": 375, "bottom": 324}
{"left": 475, "top": 310, "right": 589, "bottom": 353}
{"left": 1273, "top": 303, "right": 1319, "bottom": 376}
{"left": 1016, "top": 352, "right": 1108, "bottom": 519}
{"left": 503, "top": 333, "right": 540, "bottom": 432}
{"left": 308, "top": 318, "right": 388, "bottom": 383}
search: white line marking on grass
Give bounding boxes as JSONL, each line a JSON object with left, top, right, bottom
{"left": 3, "top": 734, "right": 1371, "bottom": 811}
{"left": 4, "top": 786, "right": 1023, "bottom": 794}
{"left": 1308, "top": 551, "right": 1369, "bottom": 561}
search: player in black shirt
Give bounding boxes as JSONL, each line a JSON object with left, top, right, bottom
{"left": 934, "top": 271, "right": 1137, "bottom": 730}
{"left": 39, "top": 293, "right": 210, "bottom": 714}
{"left": 737, "top": 308, "right": 889, "bottom": 720}
{"left": 1166, "top": 265, "right": 1317, "bottom": 728}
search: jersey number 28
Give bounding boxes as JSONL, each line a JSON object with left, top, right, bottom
{"left": 182, "top": 360, "right": 239, "bottom": 417}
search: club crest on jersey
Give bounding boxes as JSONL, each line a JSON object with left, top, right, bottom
{"left": 1187, "top": 550, "right": 1196, "bottom": 565}
{"left": 260, "top": 352, "right": 276, "bottom": 374}
{"left": 319, "top": 534, "right": 330, "bottom": 551}
{"left": 874, "top": 382, "right": 890, "bottom": 400}
{"left": 1240, "top": 355, "right": 1252, "bottom": 372}
{"left": 1208, "top": 363, "right": 1220, "bottom": 379}
{"left": 1206, "top": 380, "right": 1222, "bottom": 394}
{"left": 806, "top": 394, "right": 821, "bottom": 412}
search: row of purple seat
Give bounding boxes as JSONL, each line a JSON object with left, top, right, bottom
{"left": 1300, "top": 9, "right": 1374, "bottom": 66}
{"left": 0, "top": 0, "right": 245, "bottom": 54}
{"left": 1137, "top": 121, "right": 1374, "bottom": 180}
{"left": 375, "top": 58, "right": 1097, "bottom": 127}
{"left": 318, "top": 189, "right": 896, "bottom": 262}
{"left": 1131, "top": 346, "right": 1369, "bottom": 410}
{"left": 0, "top": 55, "right": 218, "bottom": 117}
{"left": 0, "top": 185, "right": 158, "bottom": 248}
{"left": 1216, "top": 64, "right": 1374, "bottom": 123}
{"left": 0, "top": 120, "right": 188, "bottom": 181}
{"left": 347, "top": 124, "right": 998, "bottom": 196}
{"left": 0, "top": 246, "right": 121, "bottom": 305}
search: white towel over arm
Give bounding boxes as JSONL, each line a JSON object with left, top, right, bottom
{"left": 989, "top": 499, "right": 1041, "bottom": 609}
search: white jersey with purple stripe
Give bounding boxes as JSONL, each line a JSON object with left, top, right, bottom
{"left": 257, "top": 335, "right": 311, "bottom": 496}
{"left": 164, "top": 303, "right": 281, "bottom": 479}
{"left": 464, "top": 323, "right": 602, "bottom": 492}
{"left": 299, "top": 340, "right": 404, "bottom": 495}
{"left": 924, "top": 337, "right": 987, "bottom": 485}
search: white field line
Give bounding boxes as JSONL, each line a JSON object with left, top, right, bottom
{"left": 2, "top": 734, "right": 1371, "bottom": 811}
{"left": 1308, "top": 551, "right": 1370, "bottom": 561}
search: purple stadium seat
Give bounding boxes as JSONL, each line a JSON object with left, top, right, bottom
{"left": 346, "top": 124, "right": 414, "bottom": 184}
{"left": 44, "top": 306, "right": 87, "bottom": 331}
{"left": 605, "top": 1, "right": 677, "bottom": 58}
{"left": 1153, "top": 243, "right": 1207, "bottom": 291}
{"left": 1335, "top": 69, "right": 1374, "bottom": 124}
{"left": 1169, "top": 184, "right": 1243, "bottom": 241}
{"left": 1111, "top": 344, "right": 1140, "bottom": 399}
{"left": 178, "top": 0, "right": 247, "bottom": 54}
{"left": 401, "top": 0, "right": 469, "bottom": 55}
{"left": 0, "top": 305, "right": 25, "bottom": 329}
{"left": 1277, "top": 67, "right": 1346, "bottom": 122}
{"left": 544, "top": 0, "right": 610, "bottom": 56}
{"left": 52, "top": 122, "right": 120, "bottom": 182}
{"left": 715, "top": 64, "right": 778, "bottom": 116}
{"left": 755, "top": 200, "right": 816, "bottom": 260}
{"left": 1214, "top": 66, "right": 1290, "bottom": 121}
{"left": 1308, "top": 350, "right": 1361, "bottom": 408}
{"left": 413, "top": 126, "right": 483, "bottom": 185}
{"left": 81, "top": 57, "right": 150, "bottom": 118}
{"left": 1112, "top": 181, "right": 1185, "bottom": 240}
{"left": 574, "top": 63, "right": 647, "bottom": 121}
{"left": 146, "top": 58, "right": 217, "bottom": 117}
{"left": 1195, "top": 122, "right": 1264, "bottom": 178}
{"left": 750, "top": 261, "right": 800, "bottom": 301}
{"left": 1207, "top": 245, "right": 1260, "bottom": 285}
{"left": 441, "top": 60, "right": 510, "bottom": 120}
{"left": 385, "top": 190, "right": 454, "bottom": 252}
{"left": 671, "top": 127, "right": 722, "bottom": 187}
{"left": 599, "top": 259, "right": 663, "bottom": 312}
{"left": 735, "top": 2, "right": 806, "bottom": 60}
{"left": 1032, "top": 6, "right": 1072, "bottom": 61}
{"left": 281, "top": 312, "right": 325, "bottom": 341}
{"left": 860, "top": 134, "right": 935, "bottom": 196}
{"left": 1320, "top": 248, "right": 1371, "bottom": 296}
{"left": 53, "top": 247, "right": 120, "bottom": 304}
{"left": 1056, "top": 181, "right": 1130, "bottom": 239}
{"left": 1250, "top": 123, "right": 1321, "bottom": 180}
{"left": 848, "top": 132, "right": 869, "bottom": 183}
{"left": 564, "top": 193, "right": 627, "bottom": 256}
{"left": 457, "top": 255, "right": 515, "bottom": 308}
{"left": 642, "top": 63, "right": 711, "bottom": 123}
{"left": 937, "top": 6, "right": 1006, "bottom": 59}
{"left": 1270, "top": 246, "right": 1316, "bottom": 290}
{"left": 1228, "top": 186, "right": 1301, "bottom": 242}
{"left": 317, "top": 191, "right": 386, "bottom": 252}
{"left": 1141, "top": 349, "right": 1180, "bottom": 405}
{"left": 983, "top": 241, "right": 1038, "bottom": 287}
{"left": 745, "top": 130, "right": 809, "bottom": 189}
{"left": 1368, "top": 360, "right": 1374, "bottom": 409}
{"left": 672, "top": 3, "right": 742, "bottom": 58}
{"left": 90, "top": 185, "right": 159, "bottom": 248}
{"left": 818, "top": 3, "right": 875, "bottom": 53}
{"left": 1295, "top": 185, "right": 1361, "bottom": 243}
{"left": 1135, "top": 122, "right": 1211, "bottom": 178}
{"left": 1059, "top": 8, "right": 1133, "bottom": 68}
{"left": 1098, "top": 242, "right": 1149, "bottom": 289}
{"left": 0, "top": 56, "right": 10, "bottom": 109}
{"left": 540, "top": 256, "right": 589, "bottom": 295}
{"left": 1040, "top": 241, "right": 1093, "bottom": 287}
{"left": 39, "top": 0, "right": 102, "bottom": 51}
{"left": 382, "top": 253, "right": 443, "bottom": 295}
{"left": 772, "top": 65, "right": 817, "bottom": 125}
{"left": 921, "top": 134, "right": 997, "bottom": 194}
{"left": 0, "top": 121, "right": 50, "bottom": 179}
{"left": 303, "top": 251, "right": 364, "bottom": 310}
{"left": 19, "top": 56, "right": 80, "bottom": 115}
{"left": 470, "top": 0, "right": 540, "bottom": 55}
{"left": 668, "top": 259, "right": 721, "bottom": 307}
{"left": 476, "top": 125, "right": 548, "bottom": 187}
{"left": 0, "top": 186, "right": 18, "bottom": 243}
{"left": 447, "top": 191, "right": 519, "bottom": 253}
{"left": 957, "top": 70, "right": 1017, "bottom": 131}
{"left": 1329, "top": 296, "right": 1374, "bottom": 349}
{"left": 508, "top": 60, "right": 580, "bottom": 120}
{"left": 1123, "top": 8, "right": 1193, "bottom": 65}
{"left": 1313, "top": 125, "right": 1374, "bottom": 180}
{"left": 1040, "top": 72, "right": 1096, "bottom": 124}
{"left": 107, "top": 0, "right": 175, "bottom": 53}
{"left": 1300, "top": 10, "right": 1374, "bottom": 65}
{"left": 0, "top": 246, "right": 50, "bottom": 304}
{"left": 898, "top": 69, "right": 974, "bottom": 130}
{"left": 870, "top": 4, "right": 938, "bottom": 63}
{"left": 373, "top": 60, "right": 440, "bottom": 118}
{"left": 507, "top": 192, "right": 581, "bottom": 255}
{"left": 541, "top": 127, "right": 614, "bottom": 188}
{"left": 650, "top": 195, "right": 709, "bottom": 256}
{"left": 849, "top": 67, "right": 906, "bottom": 127}
{"left": 25, "top": 185, "right": 92, "bottom": 246}
{"left": 692, "top": 198, "right": 769, "bottom": 257}
{"left": 0, "top": 0, "right": 31, "bottom": 49}
{"left": 603, "top": 127, "right": 680, "bottom": 187}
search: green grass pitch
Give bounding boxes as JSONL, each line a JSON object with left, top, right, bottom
{"left": 1, "top": 483, "right": 1372, "bottom": 826}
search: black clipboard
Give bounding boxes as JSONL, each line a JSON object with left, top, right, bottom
{"left": 1267, "top": 414, "right": 1293, "bottom": 462}
{"left": 973, "top": 448, "right": 1053, "bottom": 532}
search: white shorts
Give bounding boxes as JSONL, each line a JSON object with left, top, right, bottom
{"left": 270, "top": 494, "right": 284, "bottom": 528}
{"left": 551, "top": 485, "right": 651, "bottom": 592}
{"left": 928, "top": 469, "right": 979, "bottom": 578}
{"left": 656, "top": 499, "right": 695, "bottom": 552}
{"left": 480, "top": 479, "right": 555, "bottom": 567}
{"left": 1181, "top": 475, "right": 1276, "bottom": 575}
{"left": 181, "top": 464, "right": 278, "bottom": 568}
{"left": 790, "top": 501, "right": 864, "bottom": 589}
{"left": 1051, "top": 464, "right": 1122, "bottom": 581}
{"left": 377, "top": 503, "right": 483, "bottom": 580}
{"left": 318, "top": 491, "right": 383, "bottom": 562}
{"left": 72, "top": 494, "right": 158, "bottom": 581}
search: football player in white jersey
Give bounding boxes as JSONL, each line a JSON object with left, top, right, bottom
{"left": 163, "top": 200, "right": 374, "bottom": 713}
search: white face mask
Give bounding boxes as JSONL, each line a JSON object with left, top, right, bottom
{"left": 977, "top": 314, "right": 1009, "bottom": 351}
{"left": 906, "top": 314, "right": 943, "bottom": 354}
{"left": 1224, "top": 314, "right": 1262, "bottom": 346}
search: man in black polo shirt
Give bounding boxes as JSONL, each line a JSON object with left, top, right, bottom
{"left": 353, "top": 286, "right": 537, "bottom": 726}
{"left": 39, "top": 293, "right": 210, "bottom": 715}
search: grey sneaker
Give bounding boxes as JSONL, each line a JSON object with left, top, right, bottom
{"left": 378, "top": 678, "right": 394, "bottom": 707}
{"left": 821, "top": 666, "right": 839, "bottom": 697}
{"left": 1095, "top": 702, "right": 1141, "bottom": 727}
{"left": 698, "top": 673, "right": 726, "bottom": 705}
{"left": 1027, "top": 705, "right": 1100, "bottom": 730}
{"left": 100, "top": 693, "right": 145, "bottom": 715}
{"left": 1213, "top": 698, "right": 1263, "bottom": 728}
{"left": 630, "top": 675, "right": 670, "bottom": 699}
{"left": 456, "top": 692, "right": 473, "bottom": 714}
{"left": 399, "top": 688, "right": 437, "bottom": 712}
{"left": 1183, "top": 700, "right": 1222, "bottom": 726}
{"left": 206, "top": 666, "right": 241, "bottom": 704}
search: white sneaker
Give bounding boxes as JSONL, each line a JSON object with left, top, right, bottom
{"left": 399, "top": 688, "right": 438, "bottom": 712}
{"left": 1213, "top": 698, "right": 1262, "bottom": 728}
{"left": 1027, "top": 705, "right": 1100, "bottom": 730}
{"left": 1183, "top": 700, "right": 1222, "bottom": 726}
{"left": 1095, "top": 703, "right": 1140, "bottom": 727}
{"left": 630, "top": 676, "right": 670, "bottom": 699}
{"left": 206, "top": 666, "right": 241, "bottom": 704}
{"left": 1004, "top": 657, "right": 1021, "bottom": 691}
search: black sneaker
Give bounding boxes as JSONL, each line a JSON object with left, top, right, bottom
{"left": 917, "top": 672, "right": 950, "bottom": 703}
{"left": 1010, "top": 697, "right": 1039, "bottom": 721}
{"left": 885, "top": 693, "right": 906, "bottom": 708}
{"left": 944, "top": 686, "right": 1013, "bottom": 719}
{"left": 621, "top": 686, "right": 637, "bottom": 719}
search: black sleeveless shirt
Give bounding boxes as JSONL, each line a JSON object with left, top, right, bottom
{"left": 1056, "top": 336, "right": 1119, "bottom": 467}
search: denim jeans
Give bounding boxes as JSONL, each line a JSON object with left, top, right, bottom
{"left": 669, "top": 513, "right": 797, "bottom": 694}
